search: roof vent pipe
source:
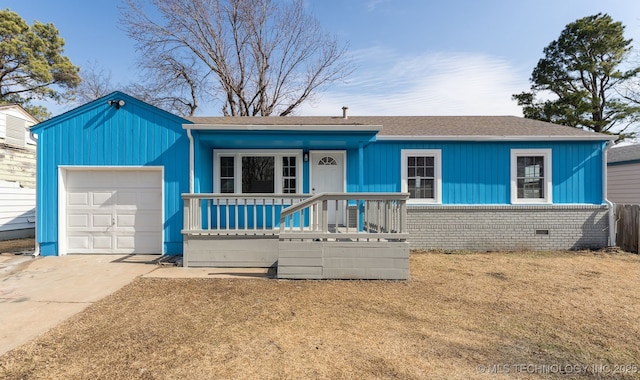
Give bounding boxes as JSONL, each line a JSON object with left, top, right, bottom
{"left": 342, "top": 106, "right": 348, "bottom": 119}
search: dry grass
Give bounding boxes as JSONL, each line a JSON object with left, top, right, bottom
{"left": 0, "top": 238, "right": 35, "bottom": 253}
{"left": 1, "top": 250, "right": 640, "bottom": 379}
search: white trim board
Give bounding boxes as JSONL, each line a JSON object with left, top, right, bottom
{"left": 212, "top": 149, "right": 303, "bottom": 194}
{"left": 510, "top": 149, "right": 553, "bottom": 204}
{"left": 401, "top": 149, "right": 442, "bottom": 205}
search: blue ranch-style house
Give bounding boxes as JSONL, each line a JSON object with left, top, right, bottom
{"left": 30, "top": 92, "right": 616, "bottom": 279}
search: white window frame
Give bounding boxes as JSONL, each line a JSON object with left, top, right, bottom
{"left": 213, "top": 149, "right": 303, "bottom": 194}
{"left": 510, "top": 149, "right": 552, "bottom": 204}
{"left": 401, "top": 149, "right": 442, "bottom": 204}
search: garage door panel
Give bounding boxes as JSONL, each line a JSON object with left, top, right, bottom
{"left": 91, "top": 172, "right": 117, "bottom": 187}
{"left": 115, "top": 211, "right": 161, "bottom": 230}
{"left": 92, "top": 192, "right": 114, "bottom": 206}
{"left": 68, "top": 172, "right": 110, "bottom": 188}
{"left": 116, "top": 235, "right": 135, "bottom": 250}
{"left": 64, "top": 169, "right": 162, "bottom": 254}
{"left": 66, "top": 171, "right": 94, "bottom": 187}
{"left": 117, "top": 171, "right": 141, "bottom": 186}
{"left": 116, "top": 191, "right": 139, "bottom": 205}
{"left": 115, "top": 190, "right": 161, "bottom": 209}
{"left": 68, "top": 214, "right": 89, "bottom": 228}
{"left": 67, "top": 236, "right": 90, "bottom": 250}
{"left": 116, "top": 214, "right": 136, "bottom": 228}
{"left": 114, "top": 171, "right": 160, "bottom": 188}
{"left": 68, "top": 192, "right": 89, "bottom": 206}
{"left": 137, "top": 171, "right": 162, "bottom": 184}
{"left": 116, "top": 233, "right": 159, "bottom": 253}
{"left": 93, "top": 235, "right": 113, "bottom": 250}
{"left": 138, "top": 191, "right": 162, "bottom": 209}
{"left": 92, "top": 214, "right": 113, "bottom": 228}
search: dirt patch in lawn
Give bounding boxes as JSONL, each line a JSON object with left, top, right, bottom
{"left": 0, "top": 238, "right": 34, "bottom": 254}
{"left": 1, "top": 250, "right": 639, "bottom": 379}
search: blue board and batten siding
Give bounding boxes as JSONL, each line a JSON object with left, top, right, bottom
{"left": 194, "top": 131, "right": 605, "bottom": 205}
{"left": 352, "top": 141, "right": 604, "bottom": 204}
{"left": 192, "top": 130, "right": 377, "bottom": 193}
{"left": 32, "top": 92, "right": 190, "bottom": 255}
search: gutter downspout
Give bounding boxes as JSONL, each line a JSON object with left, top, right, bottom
{"left": 32, "top": 130, "right": 40, "bottom": 257}
{"left": 603, "top": 141, "right": 615, "bottom": 246}
{"left": 186, "top": 127, "right": 194, "bottom": 193}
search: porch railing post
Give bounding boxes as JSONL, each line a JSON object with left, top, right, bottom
{"left": 195, "top": 197, "right": 201, "bottom": 231}
{"left": 322, "top": 199, "right": 328, "bottom": 234}
{"left": 184, "top": 197, "right": 191, "bottom": 231}
{"left": 400, "top": 199, "right": 407, "bottom": 234}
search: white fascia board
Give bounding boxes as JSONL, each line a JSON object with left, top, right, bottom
{"left": 376, "top": 134, "right": 617, "bottom": 142}
{"left": 183, "top": 124, "right": 381, "bottom": 132}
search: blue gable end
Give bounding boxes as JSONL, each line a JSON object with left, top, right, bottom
{"left": 32, "top": 92, "right": 190, "bottom": 256}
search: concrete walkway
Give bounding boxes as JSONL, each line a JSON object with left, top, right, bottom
{"left": 0, "top": 253, "right": 270, "bottom": 356}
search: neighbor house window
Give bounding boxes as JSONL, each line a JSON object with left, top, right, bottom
{"left": 214, "top": 150, "right": 301, "bottom": 194}
{"left": 401, "top": 149, "right": 442, "bottom": 204}
{"left": 510, "top": 149, "right": 552, "bottom": 204}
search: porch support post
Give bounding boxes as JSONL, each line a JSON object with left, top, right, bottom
{"left": 358, "top": 142, "right": 364, "bottom": 191}
{"left": 358, "top": 143, "right": 365, "bottom": 231}
{"left": 186, "top": 127, "right": 194, "bottom": 193}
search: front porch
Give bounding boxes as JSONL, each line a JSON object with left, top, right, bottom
{"left": 181, "top": 192, "right": 410, "bottom": 279}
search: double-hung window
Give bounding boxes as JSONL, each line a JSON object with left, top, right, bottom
{"left": 214, "top": 150, "right": 301, "bottom": 194}
{"left": 510, "top": 149, "right": 552, "bottom": 204}
{"left": 401, "top": 149, "right": 442, "bottom": 204}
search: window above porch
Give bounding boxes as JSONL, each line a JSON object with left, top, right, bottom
{"left": 213, "top": 150, "right": 302, "bottom": 194}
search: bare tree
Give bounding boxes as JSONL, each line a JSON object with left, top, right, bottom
{"left": 74, "top": 61, "right": 117, "bottom": 104}
{"left": 121, "top": 0, "right": 352, "bottom": 116}
{"left": 125, "top": 53, "right": 204, "bottom": 117}
{"left": 75, "top": 58, "right": 201, "bottom": 117}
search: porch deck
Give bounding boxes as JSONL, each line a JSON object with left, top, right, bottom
{"left": 181, "top": 193, "right": 410, "bottom": 279}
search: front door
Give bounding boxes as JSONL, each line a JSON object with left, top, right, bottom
{"left": 310, "top": 151, "right": 345, "bottom": 225}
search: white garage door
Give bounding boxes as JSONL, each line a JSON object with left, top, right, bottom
{"left": 64, "top": 169, "right": 162, "bottom": 254}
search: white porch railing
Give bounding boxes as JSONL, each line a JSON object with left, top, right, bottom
{"left": 279, "top": 192, "right": 410, "bottom": 241}
{"left": 182, "top": 192, "right": 410, "bottom": 241}
{"left": 182, "top": 193, "right": 308, "bottom": 235}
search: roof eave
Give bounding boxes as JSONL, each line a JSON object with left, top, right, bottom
{"left": 375, "top": 134, "right": 617, "bottom": 142}
{"left": 183, "top": 124, "right": 382, "bottom": 132}
{"left": 608, "top": 159, "right": 640, "bottom": 166}
{"left": 0, "top": 104, "right": 41, "bottom": 123}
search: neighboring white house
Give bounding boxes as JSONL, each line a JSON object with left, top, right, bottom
{"left": 607, "top": 144, "right": 640, "bottom": 204}
{"left": 0, "top": 104, "right": 38, "bottom": 240}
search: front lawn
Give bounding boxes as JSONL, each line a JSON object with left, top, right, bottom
{"left": 1, "top": 250, "right": 639, "bottom": 379}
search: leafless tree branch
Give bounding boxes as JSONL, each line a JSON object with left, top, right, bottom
{"left": 120, "top": 0, "right": 352, "bottom": 116}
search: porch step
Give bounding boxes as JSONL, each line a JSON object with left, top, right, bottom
{"left": 144, "top": 267, "right": 275, "bottom": 279}
{"left": 277, "top": 240, "right": 410, "bottom": 280}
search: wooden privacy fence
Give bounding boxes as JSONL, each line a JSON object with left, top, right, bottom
{"left": 615, "top": 204, "right": 640, "bottom": 254}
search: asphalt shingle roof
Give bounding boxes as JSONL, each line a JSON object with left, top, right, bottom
{"left": 186, "top": 115, "right": 612, "bottom": 139}
{"left": 608, "top": 144, "right": 640, "bottom": 163}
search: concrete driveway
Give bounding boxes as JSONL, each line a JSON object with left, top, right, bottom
{"left": 0, "top": 254, "right": 159, "bottom": 356}
{"left": 0, "top": 253, "right": 271, "bottom": 356}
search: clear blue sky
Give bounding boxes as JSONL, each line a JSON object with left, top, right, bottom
{"left": 6, "top": 0, "right": 640, "bottom": 117}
